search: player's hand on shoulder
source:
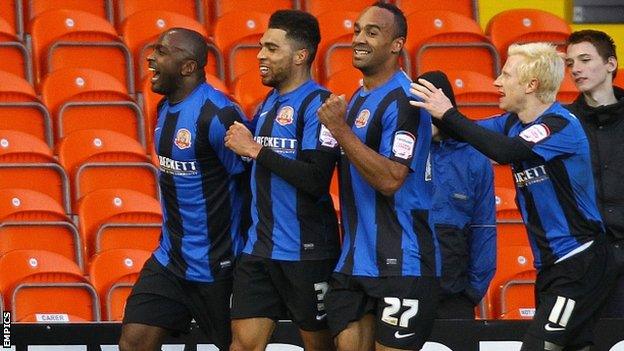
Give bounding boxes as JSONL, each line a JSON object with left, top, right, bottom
{"left": 409, "top": 78, "right": 453, "bottom": 119}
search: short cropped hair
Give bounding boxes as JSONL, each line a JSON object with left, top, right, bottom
{"left": 268, "top": 10, "right": 321, "bottom": 66}
{"left": 508, "top": 42, "right": 564, "bottom": 104}
{"left": 372, "top": 1, "right": 407, "bottom": 39}
{"left": 567, "top": 29, "right": 618, "bottom": 78}
{"left": 168, "top": 27, "right": 208, "bottom": 69}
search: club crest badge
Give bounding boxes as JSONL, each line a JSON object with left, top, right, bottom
{"left": 276, "top": 106, "right": 294, "bottom": 126}
{"left": 174, "top": 128, "right": 192, "bottom": 149}
{"left": 354, "top": 109, "right": 370, "bottom": 128}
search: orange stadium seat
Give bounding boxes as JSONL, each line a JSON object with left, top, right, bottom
{"left": 324, "top": 68, "right": 362, "bottom": 101}
{"left": 443, "top": 70, "right": 504, "bottom": 120}
{"left": 486, "top": 9, "right": 571, "bottom": 62}
{"left": 89, "top": 249, "right": 151, "bottom": 320}
{"left": 486, "top": 246, "right": 536, "bottom": 319}
{"left": 558, "top": 73, "right": 580, "bottom": 104}
{"left": 56, "top": 129, "right": 158, "bottom": 209}
{"left": 615, "top": 69, "right": 624, "bottom": 88}
{"left": 484, "top": 245, "right": 536, "bottom": 320}
{"left": 0, "top": 164, "right": 71, "bottom": 214}
{"left": 495, "top": 187, "right": 522, "bottom": 221}
{"left": 211, "top": 0, "right": 295, "bottom": 19}
{"left": 212, "top": 11, "right": 270, "bottom": 87}
{"left": 120, "top": 10, "right": 223, "bottom": 85}
{"left": 25, "top": 0, "right": 113, "bottom": 25}
{"left": 115, "top": 0, "right": 204, "bottom": 28}
{"left": 493, "top": 163, "right": 515, "bottom": 190}
{"left": 0, "top": 0, "right": 24, "bottom": 40}
{"left": 406, "top": 11, "right": 500, "bottom": 78}
{"left": 316, "top": 11, "right": 359, "bottom": 81}
{"left": 0, "top": 15, "right": 31, "bottom": 82}
{"left": 77, "top": 189, "right": 162, "bottom": 259}
{"left": 40, "top": 68, "right": 145, "bottom": 145}
{"left": 396, "top": 0, "right": 475, "bottom": 19}
{"left": 303, "top": 0, "right": 372, "bottom": 16}
{"left": 0, "top": 71, "right": 53, "bottom": 145}
{"left": 139, "top": 72, "right": 230, "bottom": 146}
{"left": 0, "top": 221, "right": 83, "bottom": 271}
{"left": 0, "top": 250, "right": 100, "bottom": 322}
{"left": 29, "top": 9, "right": 134, "bottom": 92}
{"left": 231, "top": 70, "right": 272, "bottom": 119}
{"left": 0, "top": 188, "right": 68, "bottom": 223}
{"left": 0, "top": 130, "right": 54, "bottom": 163}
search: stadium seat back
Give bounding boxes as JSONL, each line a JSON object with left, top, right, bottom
{"left": 115, "top": 0, "right": 203, "bottom": 27}
{"left": 77, "top": 189, "right": 162, "bottom": 258}
{"left": 212, "top": 11, "right": 270, "bottom": 85}
{"left": 396, "top": 0, "right": 475, "bottom": 19}
{"left": 0, "top": 130, "right": 54, "bottom": 163}
{"left": 120, "top": 10, "right": 222, "bottom": 84}
{"left": 0, "top": 249, "right": 99, "bottom": 322}
{"left": 444, "top": 70, "right": 503, "bottom": 120}
{"left": 29, "top": 9, "right": 132, "bottom": 91}
{"left": 406, "top": 11, "right": 500, "bottom": 77}
{"left": 0, "top": 42, "right": 31, "bottom": 83}
{"left": 0, "top": 221, "right": 83, "bottom": 270}
{"left": 89, "top": 248, "right": 151, "bottom": 320}
{"left": 324, "top": 68, "right": 362, "bottom": 101}
{"left": 231, "top": 70, "right": 271, "bottom": 119}
{"left": 486, "top": 9, "right": 571, "bottom": 62}
{"left": 0, "top": 166, "right": 71, "bottom": 214}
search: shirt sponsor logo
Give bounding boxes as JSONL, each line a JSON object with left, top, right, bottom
{"left": 354, "top": 109, "right": 370, "bottom": 128}
{"left": 254, "top": 136, "right": 298, "bottom": 154}
{"left": 158, "top": 155, "right": 198, "bottom": 176}
{"left": 174, "top": 128, "right": 192, "bottom": 149}
{"left": 276, "top": 106, "right": 294, "bottom": 126}
{"left": 519, "top": 123, "right": 550, "bottom": 143}
{"left": 392, "top": 131, "right": 415, "bottom": 160}
{"left": 319, "top": 125, "right": 338, "bottom": 148}
{"left": 514, "top": 165, "right": 548, "bottom": 187}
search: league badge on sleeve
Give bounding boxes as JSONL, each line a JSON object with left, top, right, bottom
{"left": 392, "top": 131, "right": 415, "bottom": 160}
{"left": 319, "top": 124, "right": 338, "bottom": 148}
{"left": 519, "top": 123, "right": 550, "bottom": 143}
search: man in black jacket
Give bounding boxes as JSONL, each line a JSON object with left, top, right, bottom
{"left": 565, "top": 29, "right": 624, "bottom": 318}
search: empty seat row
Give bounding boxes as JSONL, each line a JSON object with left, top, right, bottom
{"left": 1, "top": 7, "right": 573, "bottom": 88}
{"left": 0, "top": 249, "right": 151, "bottom": 322}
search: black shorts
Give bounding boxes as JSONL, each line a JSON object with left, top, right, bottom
{"left": 230, "top": 253, "right": 336, "bottom": 331}
{"left": 123, "top": 256, "right": 232, "bottom": 350}
{"left": 325, "top": 273, "right": 440, "bottom": 350}
{"left": 524, "top": 239, "right": 618, "bottom": 347}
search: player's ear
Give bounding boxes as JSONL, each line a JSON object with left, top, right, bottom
{"left": 391, "top": 36, "right": 405, "bottom": 54}
{"left": 294, "top": 47, "right": 308, "bottom": 66}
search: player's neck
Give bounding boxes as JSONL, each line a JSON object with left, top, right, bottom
{"left": 362, "top": 63, "right": 400, "bottom": 91}
{"left": 583, "top": 82, "right": 617, "bottom": 107}
{"left": 518, "top": 98, "right": 553, "bottom": 124}
{"left": 168, "top": 78, "right": 203, "bottom": 104}
{"left": 277, "top": 69, "right": 311, "bottom": 95}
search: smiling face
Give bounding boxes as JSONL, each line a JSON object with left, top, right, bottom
{"left": 257, "top": 28, "right": 298, "bottom": 90}
{"left": 146, "top": 31, "right": 191, "bottom": 97}
{"left": 566, "top": 41, "right": 616, "bottom": 95}
{"left": 493, "top": 54, "right": 528, "bottom": 113}
{"left": 351, "top": 6, "right": 401, "bottom": 75}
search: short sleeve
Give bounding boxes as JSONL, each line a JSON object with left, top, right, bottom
{"left": 381, "top": 96, "right": 422, "bottom": 170}
{"left": 301, "top": 93, "right": 340, "bottom": 154}
{"left": 517, "top": 115, "right": 580, "bottom": 161}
